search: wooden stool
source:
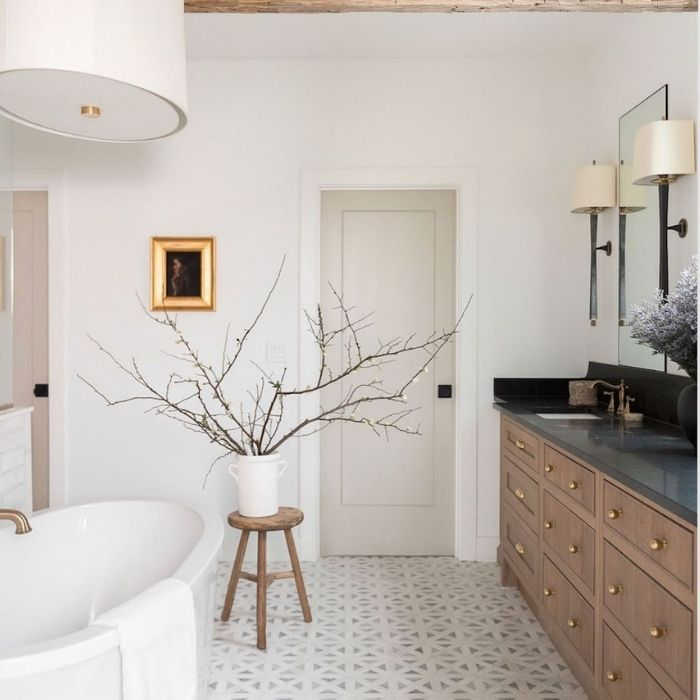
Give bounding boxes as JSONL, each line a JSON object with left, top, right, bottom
{"left": 221, "top": 507, "right": 312, "bottom": 650}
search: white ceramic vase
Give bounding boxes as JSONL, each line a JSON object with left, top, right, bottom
{"left": 228, "top": 453, "right": 288, "bottom": 517}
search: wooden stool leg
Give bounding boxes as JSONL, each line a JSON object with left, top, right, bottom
{"left": 284, "top": 528, "right": 312, "bottom": 623}
{"left": 221, "top": 530, "right": 249, "bottom": 621}
{"left": 256, "top": 531, "right": 267, "bottom": 650}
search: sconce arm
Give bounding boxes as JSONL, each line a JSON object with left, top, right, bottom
{"left": 668, "top": 219, "right": 688, "bottom": 238}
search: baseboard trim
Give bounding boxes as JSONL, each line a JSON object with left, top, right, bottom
{"left": 476, "top": 536, "right": 499, "bottom": 562}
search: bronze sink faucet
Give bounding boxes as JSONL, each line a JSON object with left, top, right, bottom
{"left": 616, "top": 380, "right": 627, "bottom": 415}
{"left": 598, "top": 380, "right": 628, "bottom": 414}
{"left": 0, "top": 508, "right": 32, "bottom": 534}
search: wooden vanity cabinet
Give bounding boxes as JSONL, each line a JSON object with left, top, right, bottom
{"left": 499, "top": 415, "right": 696, "bottom": 700}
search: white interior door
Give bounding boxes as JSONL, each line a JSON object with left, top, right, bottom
{"left": 320, "top": 189, "right": 456, "bottom": 555}
{"left": 13, "top": 191, "right": 49, "bottom": 510}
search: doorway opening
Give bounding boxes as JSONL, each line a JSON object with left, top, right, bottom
{"left": 12, "top": 191, "right": 49, "bottom": 509}
{"left": 298, "top": 167, "right": 478, "bottom": 562}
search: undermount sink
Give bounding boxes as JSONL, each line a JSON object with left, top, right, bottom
{"left": 536, "top": 413, "right": 601, "bottom": 420}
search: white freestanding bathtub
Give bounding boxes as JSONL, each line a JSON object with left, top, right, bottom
{"left": 0, "top": 500, "right": 224, "bottom": 700}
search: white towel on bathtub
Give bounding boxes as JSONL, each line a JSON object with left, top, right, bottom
{"left": 94, "top": 578, "right": 197, "bottom": 700}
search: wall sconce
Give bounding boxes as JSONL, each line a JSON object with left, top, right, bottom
{"left": 618, "top": 162, "right": 647, "bottom": 323}
{"left": 571, "top": 161, "right": 617, "bottom": 326}
{"left": 632, "top": 119, "right": 696, "bottom": 296}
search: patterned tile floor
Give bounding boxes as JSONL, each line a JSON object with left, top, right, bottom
{"left": 208, "top": 557, "right": 588, "bottom": 699}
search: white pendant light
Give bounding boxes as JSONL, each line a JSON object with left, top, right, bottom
{"left": 0, "top": 0, "right": 188, "bottom": 142}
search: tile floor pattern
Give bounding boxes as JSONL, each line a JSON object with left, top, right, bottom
{"left": 208, "top": 557, "right": 588, "bottom": 699}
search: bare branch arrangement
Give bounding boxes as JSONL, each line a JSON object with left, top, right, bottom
{"left": 80, "top": 260, "right": 471, "bottom": 475}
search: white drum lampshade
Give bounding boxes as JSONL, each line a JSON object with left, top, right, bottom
{"left": 0, "top": 0, "right": 188, "bottom": 142}
{"left": 619, "top": 164, "right": 647, "bottom": 213}
{"left": 632, "top": 120, "right": 695, "bottom": 185}
{"left": 571, "top": 163, "right": 617, "bottom": 213}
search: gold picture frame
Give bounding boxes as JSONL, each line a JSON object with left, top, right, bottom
{"left": 151, "top": 237, "right": 216, "bottom": 311}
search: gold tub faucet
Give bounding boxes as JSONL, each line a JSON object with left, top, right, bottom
{"left": 0, "top": 509, "right": 32, "bottom": 534}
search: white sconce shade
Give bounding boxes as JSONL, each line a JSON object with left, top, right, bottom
{"left": 571, "top": 163, "right": 617, "bottom": 213}
{"left": 0, "top": 0, "right": 188, "bottom": 142}
{"left": 619, "top": 164, "right": 647, "bottom": 213}
{"left": 632, "top": 120, "right": 696, "bottom": 185}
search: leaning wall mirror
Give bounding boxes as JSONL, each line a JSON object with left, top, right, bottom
{"left": 618, "top": 85, "right": 667, "bottom": 371}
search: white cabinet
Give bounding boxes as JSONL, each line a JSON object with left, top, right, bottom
{"left": 0, "top": 407, "right": 33, "bottom": 512}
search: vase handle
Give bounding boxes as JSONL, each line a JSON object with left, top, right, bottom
{"left": 228, "top": 463, "right": 239, "bottom": 483}
{"left": 278, "top": 460, "right": 288, "bottom": 477}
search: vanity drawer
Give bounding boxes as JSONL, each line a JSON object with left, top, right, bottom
{"left": 503, "top": 455, "right": 539, "bottom": 535}
{"left": 543, "top": 445, "right": 595, "bottom": 514}
{"left": 542, "top": 556, "right": 595, "bottom": 670}
{"left": 502, "top": 419, "right": 539, "bottom": 475}
{"left": 603, "top": 541, "right": 692, "bottom": 696}
{"left": 503, "top": 504, "right": 538, "bottom": 594}
{"left": 603, "top": 481, "right": 694, "bottom": 591}
{"left": 602, "top": 625, "right": 672, "bottom": 700}
{"left": 543, "top": 492, "right": 595, "bottom": 593}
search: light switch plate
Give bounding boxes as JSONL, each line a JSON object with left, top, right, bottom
{"left": 266, "top": 341, "right": 287, "bottom": 364}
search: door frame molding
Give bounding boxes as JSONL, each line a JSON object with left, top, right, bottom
{"left": 2, "top": 169, "right": 67, "bottom": 508}
{"left": 299, "top": 167, "right": 478, "bottom": 561}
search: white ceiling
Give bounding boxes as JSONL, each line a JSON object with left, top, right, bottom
{"left": 185, "top": 12, "right": 687, "bottom": 61}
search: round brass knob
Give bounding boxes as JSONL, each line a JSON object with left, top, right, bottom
{"left": 514, "top": 543, "right": 525, "bottom": 556}
{"left": 568, "top": 480, "right": 580, "bottom": 491}
{"left": 607, "top": 508, "right": 622, "bottom": 520}
{"left": 515, "top": 488, "right": 525, "bottom": 500}
{"left": 515, "top": 439, "right": 526, "bottom": 450}
{"left": 649, "top": 538, "right": 667, "bottom": 551}
{"left": 544, "top": 463, "right": 554, "bottom": 473}
{"left": 606, "top": 671, "right": 621, "bottom": 683}
{"left": 649, "top": 626, "right": 667, "bottom": 639}
{"left": 544, "top": 520, "right": 555, "bottom": 530}
{"left": 568, "top": 544, "right": 580, "bottom": 554}
{"left": 607, "top": 584, "right": 623, "bottom": 595}
{"left": 543, "top": 588, "right": 553, "bottom": 597}
{"left": 567, "top": 618, "right": 579, "bottom": 629}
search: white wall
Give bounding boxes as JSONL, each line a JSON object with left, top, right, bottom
{"left": 9, "top": 13, "right": 695, "bottom": 560}
{"left": 585, "top": 15, "right": 698, "bottom": 365}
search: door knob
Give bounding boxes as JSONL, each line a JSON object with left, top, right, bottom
{"left": 437, "top": 384, "right": 452, "bottom": 398}
{"left": 33, "top": 384, "right": 49, "bottom": 398}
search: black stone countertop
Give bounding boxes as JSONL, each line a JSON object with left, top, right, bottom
{"left": 494, "top": 397, "right": 697, "bottom": 525}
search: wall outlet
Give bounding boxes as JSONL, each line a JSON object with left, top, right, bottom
{"left": 266, "top": 341, "right": 287, "bottom": 364}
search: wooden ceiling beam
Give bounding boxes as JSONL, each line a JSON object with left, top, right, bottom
{"left": 185, "top": 0, "right": 697, "bottom": 13}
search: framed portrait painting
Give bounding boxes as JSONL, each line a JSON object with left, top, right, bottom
{"left": 151, "top": 237, "right": 216, "bottom": 311}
